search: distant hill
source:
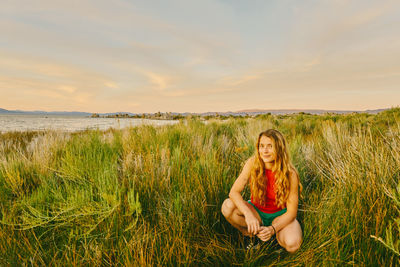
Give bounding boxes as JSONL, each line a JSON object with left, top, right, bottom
{"left": 0, "top": 108, "right": 16, "bottom": 113}
{"left": 0, "top": 107, "right": 389, "bottom": 117}
{"left": 0, "top": 108, "right": 91, "bottom": 116}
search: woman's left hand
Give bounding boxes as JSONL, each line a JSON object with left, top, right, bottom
{"left": 256, "top": 226, "right": 274, "bottom": 241}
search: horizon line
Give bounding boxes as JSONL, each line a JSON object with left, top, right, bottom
{"left": 1, "top": 106, "right": 397, "bottom": 114}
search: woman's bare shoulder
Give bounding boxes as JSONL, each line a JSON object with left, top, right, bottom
{"left": 235, "top": 156, "right": 255, "bottom": 183}
{"left": 243, "top": 155, "right": 256, "bottom": 169}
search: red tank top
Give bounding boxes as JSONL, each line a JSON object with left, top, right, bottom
{"left": 251, "top": 169, "right": 283, "bottom": 213}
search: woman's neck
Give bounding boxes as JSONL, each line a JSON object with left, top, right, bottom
{"left": 264, "top": 162, "right": 274, "bottom": 170}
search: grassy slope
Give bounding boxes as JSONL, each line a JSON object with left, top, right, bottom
{"left": 0, "top": 109, "right": 399, "bottom": 266}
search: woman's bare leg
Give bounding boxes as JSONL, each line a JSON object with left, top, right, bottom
{"left": 273, "top": 217, "right": 302, "bottom": 253}
{"left": 221, "top": 198, "right": 262, "bottom": 236}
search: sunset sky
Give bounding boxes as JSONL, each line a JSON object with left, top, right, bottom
{"left": 1, "top": 0, "right": 399, "bottom": 113}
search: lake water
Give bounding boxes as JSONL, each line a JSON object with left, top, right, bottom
{"left": 0, "top": 114, "right": 179, "bottom": 132}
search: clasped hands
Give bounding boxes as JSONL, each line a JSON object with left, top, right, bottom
{"left": 245, "top": 215, "right": 275, "bottom": 241}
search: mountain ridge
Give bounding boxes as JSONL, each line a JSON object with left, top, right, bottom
{"left": 0, "top": 107, "right": 390, "bottom": 116}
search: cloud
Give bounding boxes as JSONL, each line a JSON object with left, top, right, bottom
{"left": 345, "top": 1, "right": 396, "bottom": 27}
{"left": 0, "top": 51, "right": 112, "bottom": 82}
{"left": 302, "top": 0, "right": 399, "bottom": 51}
{"left": 218, "top": 74, "right": 261, "bottom": 87}
{"left": 57, "top": 85, "right": 78, "bottom": 93}
{"left": 160, "top": 90, "right": 187, "bottom": 97}
{"left": 0, "top": 52, "right": 122, "bottom": 109}
{"left": 104, "top": 82, "right": 118, "bottom": 89}
{"left": 141, "top": 71, "right": 173, "bottom": 91}
{"left": 300, "top": 57, "right": 321, "bottom": 72}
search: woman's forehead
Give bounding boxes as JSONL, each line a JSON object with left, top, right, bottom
{"left": 260, "top": 135, "right": 274, "bottom": 144}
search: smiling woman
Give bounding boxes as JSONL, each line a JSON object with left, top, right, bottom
{"left": 221, "top": 129, "right": 303, "bottom": 252}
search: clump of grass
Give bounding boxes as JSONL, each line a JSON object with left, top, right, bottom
{"left": 0, "top": 109, "right": 399, "bottom": 266}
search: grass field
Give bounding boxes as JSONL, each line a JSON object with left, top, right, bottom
{"left": 0, "top": 109, "right": 399, "bottom": 266}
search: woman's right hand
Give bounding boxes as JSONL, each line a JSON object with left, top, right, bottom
{"left": 256, "top": 226, "right": 274, "bottom": 241}
{"left": 245, "top": 213, "right": 260, "bottom": 235}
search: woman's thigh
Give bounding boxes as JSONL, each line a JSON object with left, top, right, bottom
{"left": 275, "top": 219, "right": 302, "bottom": 249}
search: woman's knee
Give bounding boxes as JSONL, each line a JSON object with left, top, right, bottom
{"left": 276, "top": 219, "right": 302, "bottom": 253}
{"left": 283, "top": 237, "right": 302, "bottom": 253}
{"left": 221, "top": 198, "right": 235, "bottom": 217}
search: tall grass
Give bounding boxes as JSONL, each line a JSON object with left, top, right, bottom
{"left": 0, "top": 109, "right": 399, "bottom": 266}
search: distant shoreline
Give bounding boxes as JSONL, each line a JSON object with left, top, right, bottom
{"left": 0, "top": 107, "right": 392, "bottom": 119}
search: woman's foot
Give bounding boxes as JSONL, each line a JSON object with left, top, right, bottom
{"left": 244, "top": 236, "right": 260, "bottom": 250}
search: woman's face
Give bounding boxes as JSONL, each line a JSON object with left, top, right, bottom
{"left": 258, "top": 135, "right": 276, "bottom": 163}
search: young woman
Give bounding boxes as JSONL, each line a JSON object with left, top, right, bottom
{"left": 221, "top": 129, "right": 302, "bottom": 252}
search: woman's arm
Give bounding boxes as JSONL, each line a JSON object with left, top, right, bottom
{"left": 229, "top": 156, "right": 261, "bottom": 235}
{"left": 270, "top": 169, "right": 299, "bottom": 232}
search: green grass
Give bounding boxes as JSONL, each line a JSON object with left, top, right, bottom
{"left": 1, "top": 108, "right": 399, "bottom": 266}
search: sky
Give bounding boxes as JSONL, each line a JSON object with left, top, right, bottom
{"left": 1, "top": 0, "right": 399, "bottom": 113}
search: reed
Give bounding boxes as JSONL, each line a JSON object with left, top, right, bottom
{"left": 0, "top": 108, "right": 399, "bottom": 266}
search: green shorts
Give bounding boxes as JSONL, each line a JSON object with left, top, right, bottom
{"left": 248, "top": 200, "right": 287, "bottom": 226}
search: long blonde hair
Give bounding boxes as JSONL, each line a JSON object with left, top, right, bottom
{"left": 249, "top": 129, "right": 302, "bottom": 208}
